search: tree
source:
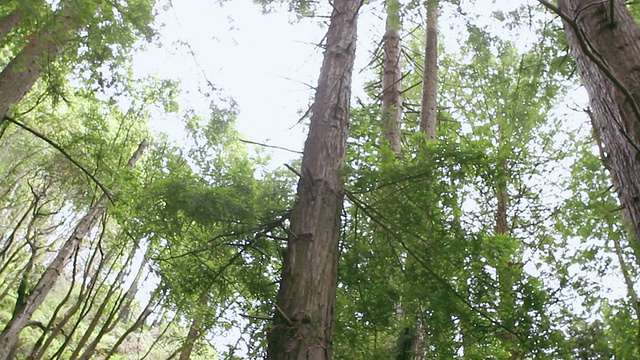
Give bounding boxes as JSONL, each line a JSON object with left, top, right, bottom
{"left": 0, "top": 140, "right": 147, "bottom": 359}
{"left": 266, "top": 0, "right": 361, "bottom": 358}
{"left": 542, "top": 0, "right": 640, "bottom": 249}
{"left": 0, "top": 3, "right": 26, "bottom": 43}
{"left": 0, "top": 4, "right": 75, "bottom": 123}
{"left": 420, "top": 0, "right": 438, "bottom": 139}
{"left": 381, "top": 0, "right": 403, "bottom": 157}
{"left": 0, "top": 0, "right": 156, "bottom": 129}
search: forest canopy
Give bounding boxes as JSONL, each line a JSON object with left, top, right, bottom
{"left": 0, "top": 0, "right": 639, "bottom": 359}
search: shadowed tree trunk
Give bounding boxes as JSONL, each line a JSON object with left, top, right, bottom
{"left": 547, "top": 0, "right": 640, "bottom": 247}
{"left": 382, "top": 0, "right": 403, "bottom": 157}
{"left": 0, "top": 6, "right": 25, "bottom": 43}
{"left": 419, "top": 0, "right": 438, "bottom": 139}
{"left": 0, "top": 140, "right": 147, "bottom": 359}
{"left": 266, "top": 0, "right": 360, "bottom": 358}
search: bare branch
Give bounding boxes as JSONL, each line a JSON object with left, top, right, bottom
{"left": 239, "top": 138, "right": 302, "bottom": 154}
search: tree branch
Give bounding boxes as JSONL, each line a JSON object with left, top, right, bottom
{"left": 3, "top": 115, "right": 114, "bottom": 203}
{"left": 239, "top": 138, "right": 303, "bottom": 154}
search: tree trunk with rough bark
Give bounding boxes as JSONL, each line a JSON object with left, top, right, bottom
{"left": 0, "top": 140, "right": 147, "bottom": 359}
{"left": 420, "top": 0, "right": 438, "bottom": 139}
{"left": 0, "top": 3, "right": 84, "bottom": 123}
{"left": 0, "top": 6, "right": 25, "bottom": 43}
{"left": 552, "top": 0, "right": 640, "bottom": 246}
{"left": 266, "top": 0, "right": 359, "bottom": 358}
{"left": 382, "top": 0, "right": 403, "bottom": 157}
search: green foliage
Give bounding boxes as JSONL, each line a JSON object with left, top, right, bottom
{"left": 1, "top": 0, "right": 638, "bottom": 358}
{"left": 330, "top": 9, "right": 602, "bottom": 357}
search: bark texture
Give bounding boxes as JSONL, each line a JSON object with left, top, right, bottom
{"left": 0, "top": 140, "right": 147, "bottom": 359}
{"left": 0, "top": 3, "right": 82, "bottom": 122}
{"left": 420, "top": 0, "right": 438, "bottom": 139}
{"left": 382, "top": 0, "right": 403, "bottom": 156}
{"left": 0, "top": 6, "right": 25, "bottom": 43}
{"left": 556, "top": 0, "right": 640, "bottom": 244}
{"left": 266, "top": 0, "right": 359, "bottom": 358}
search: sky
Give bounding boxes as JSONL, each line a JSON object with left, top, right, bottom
{"left": 128, "top": 0, "right": 627, "bottom": 354}
{"left": 134, "top": 0, "right": 330, "bottom": 166}
{"left": 134, "top": 0, "right": 535, "bottom": 167}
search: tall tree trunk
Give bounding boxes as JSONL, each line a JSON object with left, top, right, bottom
{"left": 381, "top": 0, "right": 403, "bottom": 157}
{"left": 0, "top": 140, "right": 147, "bottom": 359}
{"left": 494, "top": 131, "right": 523, "bottom": 359}
{"left": 400, "top": 1, "right": 438, "bottom": 357}
{"left": 0, "top": 3, "right": 84, "bottom": 123}
{"left": 27, "top": 243, "right": 89, "bottom": 360}
{"left": 0, "top": 6, "right": 25, "bottom": 44}
{"left": 27, "top": 237, "right": 107, "bottom": 360}
{"left": 179, "top": 318, "right": 200, "bottom": 360}
{"left": 266, "top": 0, "right": 360, "bottom": 358}
{"left": 419, "top": 0, "right": 438, "bottom": 139}
{"left": 74, "top": 244, "right": 137, "bottom": 360}
{"left": 550, "top": 0, "right": 640, "bottom": 245}
{"left": 381, "top": 1, "right": 421, "bottom": 357}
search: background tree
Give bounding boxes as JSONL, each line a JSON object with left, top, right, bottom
{"left": 381, "top": 0, "right": 404, "bottom": 157}
{"left": 420, "top": 0, "right": 438, "bottom": 139}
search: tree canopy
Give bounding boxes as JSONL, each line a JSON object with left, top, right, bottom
{"left": 1, "top": 0, "right": 639, "bottom": 359}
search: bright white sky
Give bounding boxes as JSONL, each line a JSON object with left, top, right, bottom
{"left": 134, "top": 0, "right": 533, "bottom": 166}
{"left": 135, "top": 0, "right": 330, "bottom": 166}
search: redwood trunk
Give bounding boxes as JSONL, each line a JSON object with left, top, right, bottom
{"left": 419, "top": 0, "right": 438, "bottom": 139}
{"left": 382, "top": 0, "right": 403, "bottom": 156}
{"left": 0, "top": 140, "right": 147, "bottom": 359}
{"left": 266, "top": 0, "right": 359, "bottom": 358}
{"left": 554, "top": 0, "right": 640, "bottom": 245}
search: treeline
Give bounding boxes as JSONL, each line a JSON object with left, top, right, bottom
{"left": 1, "top": 0, "right": 640, "bottom": 359}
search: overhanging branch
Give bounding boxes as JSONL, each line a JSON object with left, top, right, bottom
{"left": 3, "top": 115, "right": 114, "bottom": 203}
